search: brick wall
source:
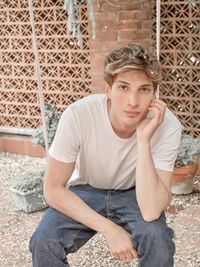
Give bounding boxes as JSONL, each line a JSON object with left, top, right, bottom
{"left": 89, "top": 0, "right": 153, "bottom": 93}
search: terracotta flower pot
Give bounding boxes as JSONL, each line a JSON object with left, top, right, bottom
{"left": 171, "top": 163, "right": 198, "bottom": 195}
{"left": 196, "top": 160, "right": 200, "bottom": 176}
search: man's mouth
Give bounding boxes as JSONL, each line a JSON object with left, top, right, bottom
{"left": 124, "top": 111, "right": 140, "bottom": 117}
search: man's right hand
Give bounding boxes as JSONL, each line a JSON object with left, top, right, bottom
{"left": 102, "top": 222, "right": 138, "bottom": 261}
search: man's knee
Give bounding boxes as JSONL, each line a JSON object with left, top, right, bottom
{"left": 29, "top": 230, "right": 49, "bottom": 253}
{"left": 133, "top": 219, "right": 175, "bottom": 263}
{"left": 30, "top": 228, "right": 67, "bottom": 259}
{"left": 146, "top": 222, "right": 175, "bottom": 252}
{"left": 29, "top": 229, "right": 70, "bottom": 267}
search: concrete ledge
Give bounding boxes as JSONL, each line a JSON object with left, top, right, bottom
{"left": 0, "top": 134, "right": 45, "bottom": 158}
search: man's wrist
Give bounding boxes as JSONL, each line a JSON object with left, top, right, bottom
{"left": 99, "top": 219, "right": 116, "bottom": 236}
{"left": 137, "top": 141, "right": 151, "bottom": 149}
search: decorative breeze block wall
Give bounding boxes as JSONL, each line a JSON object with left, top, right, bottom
{"left": 152, "top": 0, "right": 200, "bottom": 137}
{"left": 0, "top": 0, "right": 91, "bottom": 129}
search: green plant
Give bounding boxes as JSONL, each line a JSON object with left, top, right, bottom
{"left": 64, "top": 0, "right": 96, "bottom": 46}
{"left": 175, "top": 134, "right": 200, "bottom": 167}
{"left": 11, "top": 168, "right": 45, "bottom": 193}
{"left": 10, "top": 102, "right": 58, "bottom": 204}
{"left": 185, "top": 0, "right": 198, "bottom": 5}
{"left": 32, "top": 103, "right": 61, "bottom": 148}
{"left": 10, "top": 167, "right": 48, "bottom": 213}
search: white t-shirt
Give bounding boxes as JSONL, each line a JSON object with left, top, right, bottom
{"left": 49, "top": 94, "right": 182, "bottom": 190}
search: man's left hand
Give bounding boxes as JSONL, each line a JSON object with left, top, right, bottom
{"left": 136, "top": 99, "right": 167, "bottom": 144}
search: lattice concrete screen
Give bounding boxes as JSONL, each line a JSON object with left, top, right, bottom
{"left": 0, "top": 0, "right": 91, "bottom": 129}
{"left": 1, "top": 0, "right": 199, "bottom": 136}
{"left": 152, "top": 1, "right": 200, "bottom": 137}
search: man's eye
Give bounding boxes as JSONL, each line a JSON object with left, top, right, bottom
{"left": 118, "top": 85, "right": 128, "bottom": 91}
{"left": 141, "top": 87, "right": 151, "bottom": 92}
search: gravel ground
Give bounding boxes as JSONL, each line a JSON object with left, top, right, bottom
{"left": 0, "top": 152, "right": 200, "bottom": 267}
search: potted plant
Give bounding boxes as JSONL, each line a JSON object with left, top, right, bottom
{"left": 172, "top": 134, "right": 200, "bottom": 195}
{"left": 10, "top": 103, "right": 60, "bottom": 213}
{"left": 10, "top": 168, "right": 48, "bottom": 213}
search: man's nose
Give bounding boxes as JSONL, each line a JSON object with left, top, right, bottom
{"left": 128, "top": 93, "right": 139, "bottom": 106}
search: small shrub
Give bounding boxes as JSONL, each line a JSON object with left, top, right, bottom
{"left": 12, "top": 168, "right": 45, "bottom": 193}
{"left": 32, "top": 103, "right": 61, "bottom": 148}
{"left": 175, "top": 134, "right": 200, "bottom": 167}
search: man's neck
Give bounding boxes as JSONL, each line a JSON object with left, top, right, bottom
{"left": 111, "top": 123, "right": 136, "bottom": 139}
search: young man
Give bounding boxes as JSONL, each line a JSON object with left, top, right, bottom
{"left": 30, "top": 43, "right": 182, "bottom": 267}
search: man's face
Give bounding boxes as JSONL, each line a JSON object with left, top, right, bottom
{"left": 106, "top": 70, "right": 155, "bottom": 134}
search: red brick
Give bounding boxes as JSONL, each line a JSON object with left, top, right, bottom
{"left": 90, "top": 79, "right": 105, "bottom": 94}
{"left": 94, "top": 12, "right": 118, "bottom": 22}
{"left": 89, "top": 40, "right": 131, "bottom": 53}
{"left": 92, "top": 0, "right": 103, "bottom": 12}
{"left": 142, "top": 20, "right": 153, "bottom": 30}
{"left": 119, "top": 30, "right": 151, "bottom": 41}
{"left": 118, "top": 30, "right": 138, "bottom": 40}
{"left": 119, "top": 10, "right": 151, "bottom": 21}
{"left": 89, "top": 60, "right": 101, "bottom": 71}
{"left": 139, "top": 39, "right": 154, "bottom": 49}
{"left": 119, "top": 11, "right": 138, "bottom": 21}
{"left": 94, "top": 31, "right": 117, "bottom": 41}
{"left": 90, "top": 67, "right": 104, "bottom": 78}
{"left": 90, "top": 62, "right": 104, "bottom": 74}
{"left": 89, "top": 40, "right": 112, "bottom": 51}
{"left": 101, "top": 1, "right": 144, "bottom": 12}
{"left": 97, "top": 21, "right": 142, "bottom": 32}
{"left": 135, "top": 10, "right": 151, "bottom": 20}
{"left": 118, "top": 21, "right": 142, "bottom": 30}
{"left": 89, "top": 52, "right": 106, "bottom": 67}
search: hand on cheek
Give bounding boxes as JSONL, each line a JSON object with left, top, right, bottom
{"left": 148, "top": 99, "right": 166, "bottom": 123}
{"left": 137, "top": 99, "right": 167, "bottom": 143}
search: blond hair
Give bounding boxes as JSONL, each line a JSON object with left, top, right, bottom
{"left": 104, "top": 43, "right": 161, "bottom": 90}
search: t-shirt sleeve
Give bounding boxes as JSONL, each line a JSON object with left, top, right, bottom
{"left": 152, "top": 126, "right": 183, "bottom": 172}
{"left": 48, "top": 107, "right": 80, "bottom": 163}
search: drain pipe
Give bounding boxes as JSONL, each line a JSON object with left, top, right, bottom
{"left": 27, "top": 0, "right": 49, "bottom": 156}
{"left": 156, "top": 0, "right": 161, "bottom": 99}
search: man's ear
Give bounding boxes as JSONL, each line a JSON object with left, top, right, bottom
{"left": 104, "top": 82, "right": 111, "bottom": 98}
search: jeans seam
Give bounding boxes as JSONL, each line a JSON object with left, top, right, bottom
{"left": 106, "top": 190, "right": 113, "bottom": 219}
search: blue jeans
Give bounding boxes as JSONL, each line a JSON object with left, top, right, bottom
{"left": 29, "top": 185, "right": 175, "bottom": 267}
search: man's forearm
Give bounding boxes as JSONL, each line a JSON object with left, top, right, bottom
{"left": 135, "top": 143, "right": 170, "bottom": 222}
{"left": 44, "top": 186, "right": 114, "bottom": 235}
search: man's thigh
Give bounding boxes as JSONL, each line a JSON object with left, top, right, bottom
{"left": 31, "top": 185, "right": 107, "bottom": 253}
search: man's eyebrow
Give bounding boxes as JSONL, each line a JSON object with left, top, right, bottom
{"left": 116, "top": 81, "right": 153, "bottom": 88}
{"left": 139, "top": 84, "right": 153, "bottom": 87}
{"left": 116, "top": 80, "right": 130, "bottom": 85}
